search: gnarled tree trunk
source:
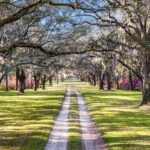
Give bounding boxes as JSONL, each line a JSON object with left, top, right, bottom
{"left": 141, "top": 55, "right": 150, "bottom": 105}
{"left": 88, "top": 75, "right": 92, "bottom": 85}
{"left": 98, "top": 71, "right": 104, "bottom": 90}
{"left": 129, "top": 71, "right": 134, "bottom": 91}
{"left": 61, "top": 76, "right": 64, "bottom": 82}
{"left": 4, "top": 74, "right": 9, "bottom": 91}
{"left": 93, "top": 74, "right": 96, "bottom": 86}
{"left": 41, "top": 74, "right": 47, "bottom": 89}
{"left": 16, "top": 68, "right": 19, "bottom": 90}
{"left": 90, "top": 73, "right": 96, "bottom": 86}
{"left": 49, "top": 75, "right": 53, "bottom": 87}
{"left": 116, "top": 76, "right": 120, "bottom": 89}
{"left": 16, "top": 67, "right": 26, "bottom": 94}
{"left": 106, "top": 70, "right": 112, "bottom": 90}
{"left": 33, "top": 73, "right": 41, "bottom": 91}
{"left": 107, "top": 72, "right": 112, "bottom": 90}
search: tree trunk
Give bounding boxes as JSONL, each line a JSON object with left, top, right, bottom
{"left": 141, "top": 55, "right": 150, "bottom": 105}
{"left": 129, "top": 71, "right": 134, "bottom": 91}
{"left": 80, "top": 76, "right": 85, "bottom": 81}
{"left": 33, "top": 72, "right": 41, "bottom": 91}
{"left": 4, "top": 74, "right": 9, "bottom": 91}
{"left": 18, "top": 80, "right": 25, "bottom": 94}
{"left": 116, "top": 76, "right": 120, "bottom": 89}
{"left": 49, "top": 76, "right": 53, "bottom": 86}
{"left": 16, "top": 69, "right": 18, "bottom": 90}
{"left": 107, "top": 71, "right": 112, "bottom": 90}
{"left": 88, "top": 76, "right": 92, "bottom": 85}
{"left": 30, "top": 78, "right": 33, "bottom": 89}
{"left": 56, "top": 76, "right": 59, "bottom": 85}
{"left": 41, "top": 74, "right": 46, "bottom": 90}
{"left": 42, "top": 81, "right": 45, "bottom": 89}
{"left": 16, "top": 67, "right": 26, "bottom": 94}
{"left": 99, "top": 72, "right": 104, "bottom": 90}
{"left": 61, "top": 76, "right": 64, "bottom": 82}
{"left": 34, "top": 76, "right": 39, "bottom": 91}
{"left": 100, "top": 79, "right": 104, "bottom": 90}
{"left": 92, "top": 74, "right": 96, "bottom": 86}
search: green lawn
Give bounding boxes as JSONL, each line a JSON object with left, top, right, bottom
{"left": 1, "top": 82, "right": 150, "bottom": 150}
{"left": 0, "top": 85, "right": 65, "bottom": 150}
{"left": 77, "top": 83, "right": 150, "bottom": 150}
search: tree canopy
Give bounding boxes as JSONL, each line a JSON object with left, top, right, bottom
{"left": 0, "top": 0, "right": 150, "bottom": 105}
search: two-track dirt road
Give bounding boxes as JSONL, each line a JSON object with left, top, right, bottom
{"left": 45, "top": 86, "right": 107, "bottom": 150}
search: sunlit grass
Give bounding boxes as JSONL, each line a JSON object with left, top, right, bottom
{"left": 68, "top": 88, "right": 82, "bottom": 150}
{"left": 0, "top": 85, "right": 66, "bottom": 150}
{"left": 77, "top": 83, "right": 150, "bottom": 150}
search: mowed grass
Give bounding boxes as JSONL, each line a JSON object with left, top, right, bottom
{"left": 77, "top": 83, "right": 150, "bottom": 150}
{"left": 0, "top": 85, "right": 66, "bottom": 150}
{"left": 68, "top": 88, "right": 82, "bottom": 150}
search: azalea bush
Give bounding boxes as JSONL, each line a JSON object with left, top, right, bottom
{"left": 119, "top": 76, "right": 142, "bottom": 90}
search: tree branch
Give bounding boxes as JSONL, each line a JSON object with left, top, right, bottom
{"left": 117, "top": 59, "right": 142, "bottom": 81}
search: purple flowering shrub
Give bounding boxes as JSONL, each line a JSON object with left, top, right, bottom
{"left": 119, "top": 76, "right": 142, "bottom": 90}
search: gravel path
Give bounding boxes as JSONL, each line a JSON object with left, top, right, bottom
{"left": 44, "top": 87, "right": 71, "bottom": 150}
{"left": 76, "top": 91, "right": 107, "bottom": 150}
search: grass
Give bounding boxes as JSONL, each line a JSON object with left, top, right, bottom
{"left": 0, "top": 85, "right": 66, "bottom": 150}
{"left": 1, "top": 81, "right": 150, "bottom": 150}
{"left": 77, "top": 83, "right": 150, "bottom": 150}
{"left": 67, "top": 87, "right": 82, "bottom": 150}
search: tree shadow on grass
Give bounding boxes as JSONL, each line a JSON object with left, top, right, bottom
{"left": 0, "top": 90, "right": 65, "bottom": 97}
{"left": 80, "top": 88, "right": 150, "bottom": 150}
{"left": 82, "top": 89, "right": 142, "bottom": 97}
{"left": 0, "top": 88, "right": 66, "bottom": 150}
{"left": 0, "top": 132, "right": 50, "bottom": 150}
{"left": 104, "top": 136, "right": 150, "bottom": 150}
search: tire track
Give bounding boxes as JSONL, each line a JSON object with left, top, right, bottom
{"left": 45, "top": 87, "right": 71, "bottom": 150}
{"left": 76, "top": 91, "right": 107, "bottom": 150}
